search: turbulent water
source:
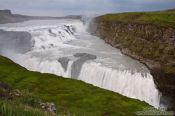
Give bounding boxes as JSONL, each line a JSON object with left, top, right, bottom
{"left": 0, "top": 19, "right": 161, "bottom": 108}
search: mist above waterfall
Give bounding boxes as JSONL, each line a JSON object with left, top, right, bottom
{"left": 0, "top": 19, "right": 161, "bottom": 108}
{"left": 0, "top": 30, "right": 32, "bottom": 55}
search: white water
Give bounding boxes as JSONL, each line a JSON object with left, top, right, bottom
{"left": 0, "top": 19, "right": 161, "bottom": 108}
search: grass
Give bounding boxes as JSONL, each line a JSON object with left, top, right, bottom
{"left": 0, "top": 100, "right": 52, "bottom": 116}
{"left": 97, "top": 9, "right": 175, "bottom": 27}
{"left": 0, "top": 55, "right": 153, "bottom": 116}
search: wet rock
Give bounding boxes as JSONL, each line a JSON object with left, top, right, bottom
{"left": 48, "top": 29, "right": 57, "bottom": 37}
{"left": 58, "top": 57, "right": 70, "bottom": 71}
{"left": 64, "top": 25, "right": 75, "bottom": 35}
{"left": 151, "top": 68, "right": 175, "bottom": 111}
{"left": 71, "top": 53, "right": 97, "bottom": 79}
{"left": 74, "top": 53, "right": 97, "bottom": 59}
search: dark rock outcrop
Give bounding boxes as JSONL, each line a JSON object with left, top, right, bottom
{"left": 0, "top": 10, "right": 11, "bottom": 15}
{"left": 0, "top": 10, "right": 30, "bottom": 24}
{"left": 58, "top": 57, "right": 70, "bottom": 71}
{"left": 71, "top": 53, "right": 97, "bottom": 79}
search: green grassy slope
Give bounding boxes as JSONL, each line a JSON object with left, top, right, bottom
{"left": 97, "top": 9, "right": 175, "bottom": 27}
{"left": 0, "top": 100, "right": 52, "bottom": 116}
{"left": 0, "top": 55, "right": 151, "bottom": 116}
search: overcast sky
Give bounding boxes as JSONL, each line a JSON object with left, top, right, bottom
{"left": 0, "top": 0, "right": 175, "bottom": 16}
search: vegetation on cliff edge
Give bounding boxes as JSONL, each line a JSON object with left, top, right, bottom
{"left": 95, "top": 9, "right": 175, "bottom": 75}
{"left": 97, "top": 9, "right": 175, "bottom": 27}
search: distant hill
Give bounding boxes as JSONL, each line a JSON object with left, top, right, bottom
{"left": 0, "top": 9, "right": 82, "bottom": 24}
{"left": 0, "top": 10, "right": 30, "bottom": 24}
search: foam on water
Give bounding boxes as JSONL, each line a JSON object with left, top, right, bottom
{"left": 0, "top": 19, "right": 161, "bottom": 108}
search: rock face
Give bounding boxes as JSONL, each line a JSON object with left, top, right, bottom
{"left": 90, "top": 17, "right": 175, "bottom": 110}
{"left": 71, "top": 53, "right": 97, "bottom": 79}
{"left": 0, "top": 10, "right": 11, "bottom": 15}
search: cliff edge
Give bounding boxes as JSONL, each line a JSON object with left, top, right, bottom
{"left": 0, "top": 10, "right": 31, "bottom": 24}
{"left": 90, "top": 9, "right": 175, "bottom": 110}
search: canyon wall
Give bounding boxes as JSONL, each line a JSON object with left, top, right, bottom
{"left": 90, "top": 14, "right": 175, "bottom": 110}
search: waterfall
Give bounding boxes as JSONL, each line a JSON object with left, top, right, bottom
{"left": 13, "top": 53, "right": 161, "bottom": 108}
{"left": 0, "top": 19, "right": 161, "bottom": 108}
{"left": 78, "top": 62, "right": 161, "bottom": 108}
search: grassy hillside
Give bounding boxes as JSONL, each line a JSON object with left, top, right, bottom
{"left": 0, "top": 55, "right": 152, "bottom": 116}
{"left": 97, "top": 9, "right": 175, "bottom": 27}
{"left": 0, "top": 100, "right": 52, "bottom": 116}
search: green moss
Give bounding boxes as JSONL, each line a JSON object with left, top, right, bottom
{"left": 0, "top": 55, "right": 153, "bottom": 115}
{"left": 97, "top": 9, "right": 175, "bottom": 28}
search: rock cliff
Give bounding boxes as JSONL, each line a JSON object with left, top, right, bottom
{"left": 0, "top": 10, "right": 30, "bottom": 24}
{"left": 90, "top": 9, "right": 175, "bottom": 110}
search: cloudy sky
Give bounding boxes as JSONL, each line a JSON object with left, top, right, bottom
{"left": 0, "top": 0, "right": 175, "bottom": 16}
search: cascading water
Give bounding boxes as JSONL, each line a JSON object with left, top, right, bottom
{"left": 0, "top": 19, "right": 161, "bottom": 108}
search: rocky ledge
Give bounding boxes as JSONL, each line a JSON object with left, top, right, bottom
{"left": 89, "top": 9, "right": 175, "bottom": 111}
